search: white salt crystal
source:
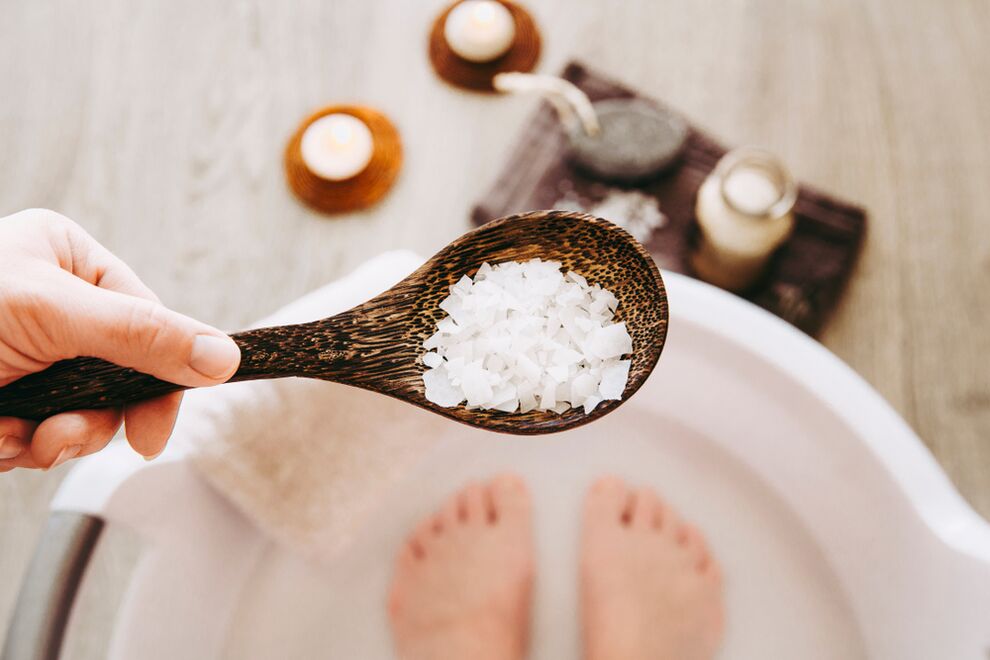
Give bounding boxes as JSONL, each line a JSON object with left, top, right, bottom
{"left": 600, "top": 360, "right": 631, "bottom": 400}
{"left": 539, "top": 381, "right": 557, "bottom": 410}
{"left": 423, "top": 330, "right": 444, "bottom": 350}
{"left": 461, "top": 362, "right": 493, "bottom": 406}
{"left": 567, "top": 271, "right": 588, "bottom": 287}
{"left": 423, "top": 366, "right": 463, "bottom": 407}
{"left": 516, "top": 352, "right": 541, "bottom": 382}
{"left": 495, "top": 398, "right": 519, "bottom": 413}
{"left": 547, "top": 365, "right": 569, "bottom": 383}
{"left": 439, "top": 295, "right": 468, "bottom": 325}
{"left": 570, "top": 371, "right": 598, "bottom": 401}
{"left": 583, "top": 395, "right": 603, "bottom": 413}
{"left": 588, "top": 323, "right": 633, "bottom": 360}
{"left": 421, "top": 259, "right": 633, "bottom": 414}
{"left": 486, "top": 354, "right": 506, "bottom": 372}
{"left": 437, "top": 317, "right": 462, "bottom": 335}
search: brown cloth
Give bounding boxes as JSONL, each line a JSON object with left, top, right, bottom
{"left": 471, "top": 62, "right": 866, "bottom": 335}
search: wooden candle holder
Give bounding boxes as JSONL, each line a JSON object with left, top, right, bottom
{"left": 428, "top": 0, "right": 541, "bottom": 92}
{"left": 284, "top": 105, "right": 403, "bottom": 215}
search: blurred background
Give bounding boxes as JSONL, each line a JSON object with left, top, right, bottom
{"left": 1, "top": 0, "right": 988, "bottom": 655}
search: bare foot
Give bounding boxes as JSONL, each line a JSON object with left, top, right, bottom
{"left": 388, "top": 475, "right": 534, "bottom": 660}
{"left": 581, "top": 477, "right": 724, "bottom": 660}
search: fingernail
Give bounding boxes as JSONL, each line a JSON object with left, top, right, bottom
{"left": 46, "top": 445, "right": 82, "bottom": 471}
{"left": 0, "top": 435, "right": 23, "bottom": 460}
{"left": 143, "top": 448, "right": 165, "bottom": 462}
{"left": 189, "top": 334, "right": 240, "bottom": 380}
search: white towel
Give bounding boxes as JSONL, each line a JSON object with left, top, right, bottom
{"left": 173, "top": 251, "right": 456, "bottom": 561}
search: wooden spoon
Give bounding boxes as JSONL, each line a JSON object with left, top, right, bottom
{"left": 0, "top": 210, "right": 667, "bottom": 435}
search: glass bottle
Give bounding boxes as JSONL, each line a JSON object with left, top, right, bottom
{"left": 691, "top": 148, "right": 798, "bottom": 292}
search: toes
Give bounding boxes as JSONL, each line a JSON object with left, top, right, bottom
{"left": 407, "top": 536, "right": 426, "bottom": 561}
{"left": 585, "top": 475, "right": 630, "bottom": 525}
{"left": 673, "top": 520, "right": 691, "bottom": 546}
{"left": 660, "top": 504, "right": 683, "bottom": 539}
{"left": 704, "top": 556, "right": 724, "bottom": 586}
{"left": 630, "top": 487, "right": 663, "bottom": 529}
{"left": 686, "top": 526, "right": 717, "bottom": 573}
{"left": 489, "top": 474, "right": 530, "bottom": 525}
{"left": 429, "top": 512, "right": 445, "bottom": 535}
{"left": 412, "top": 518, "right": 437, "bottom": 548}
{"left": 457, "top": 481, "right": 487, "bottom": 524}
{"left": 675, "top": 522, "right": 717, "bottom": 574}
{"left": 650, "top": 497, "right": 667, "bottom": 530}
{"left": 404, "top": 510, "right": 442, "bottom": 560}
{"left": 398, "top": 538, "right": 422, "bottom": 564}
{"left": 439, "top": 491, "right": 461, "bottom": 527}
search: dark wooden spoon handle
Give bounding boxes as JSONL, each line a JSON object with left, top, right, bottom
{"left": 0, "top": 321, "right": 336, "bottom": 421}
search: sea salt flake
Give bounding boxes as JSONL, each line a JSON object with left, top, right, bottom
{"left": 423, "top": 366, "right": 464, "bottom": 407}
{"left": 588, "top": 323, "right": 633, "bottom": 360}
{"left": 583, "top": 395, "right": 603, "bottom": 413}
{"left": 600, "top": 360, "right": 631, "bottom": 400}
{"left": 437, "top": 317, "right": 462, "bottom": 335}
{"left": 539, "top": 381, "right": 557, "bottom": 410}
{"left": 420, "top": 259, "right": 633, "bottom": 413}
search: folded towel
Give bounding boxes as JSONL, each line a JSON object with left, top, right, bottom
{"left": 173, "top": 251, "right": 455, "bottom": 560}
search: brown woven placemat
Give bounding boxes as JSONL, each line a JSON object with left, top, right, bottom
{"left": 471, "top": 62, "right": 867, "bottom": 335}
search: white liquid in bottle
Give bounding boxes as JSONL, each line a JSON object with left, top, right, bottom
{"left": 692, "top": 148, "right": 797, "bottom": 291}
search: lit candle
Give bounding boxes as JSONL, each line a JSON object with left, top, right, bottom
{"left": 444, "top": 0, "right": 516, "bottom": 63}
{"left": 300, "top": 113, "right": 375, "bottom": 181}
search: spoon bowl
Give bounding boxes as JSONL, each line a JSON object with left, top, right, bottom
{"left": 0, "top": 211, "right": 667, "bottom": 435}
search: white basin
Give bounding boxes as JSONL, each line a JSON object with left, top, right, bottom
{"left": 49, "top": 271, "right": 990, "bottom": 659}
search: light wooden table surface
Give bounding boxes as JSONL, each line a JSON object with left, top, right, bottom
{"left": 1, "top": 0, "right": 988, "bottom": 655}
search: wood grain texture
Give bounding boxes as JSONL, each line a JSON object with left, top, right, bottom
{"left": 0, "top": 211, "right": 667, "bottom": 435}
{"left": 0, "top": 0, "right": 988, "bottom": 656}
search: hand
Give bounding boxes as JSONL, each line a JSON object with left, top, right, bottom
{"left": 0, "top": 209, "right": 241, "bottom": 471}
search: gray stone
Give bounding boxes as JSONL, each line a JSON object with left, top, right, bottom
{"left": 567, "top": 99, "right": 689, "bottom": 183}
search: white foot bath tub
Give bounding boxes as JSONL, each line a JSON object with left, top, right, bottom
{"left": 5, "top": 271, "right": 989, "bottom": 659}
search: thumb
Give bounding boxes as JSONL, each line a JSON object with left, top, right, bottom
{"left": 53, "top": 276, "right": 241, "bottom": 387}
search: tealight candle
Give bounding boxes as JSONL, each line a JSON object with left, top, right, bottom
{"left": 691, "top": 148, "right": 797, "bottom": 291}
{"left": 444, "top": 0, "right": 516, "bottom": 63}
{"left": 300, "top": 113, "right": 374, "bottom": 181}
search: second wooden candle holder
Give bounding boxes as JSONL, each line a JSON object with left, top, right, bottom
{"left": 428, "top": 0, "right": 541, "bottom": 92}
